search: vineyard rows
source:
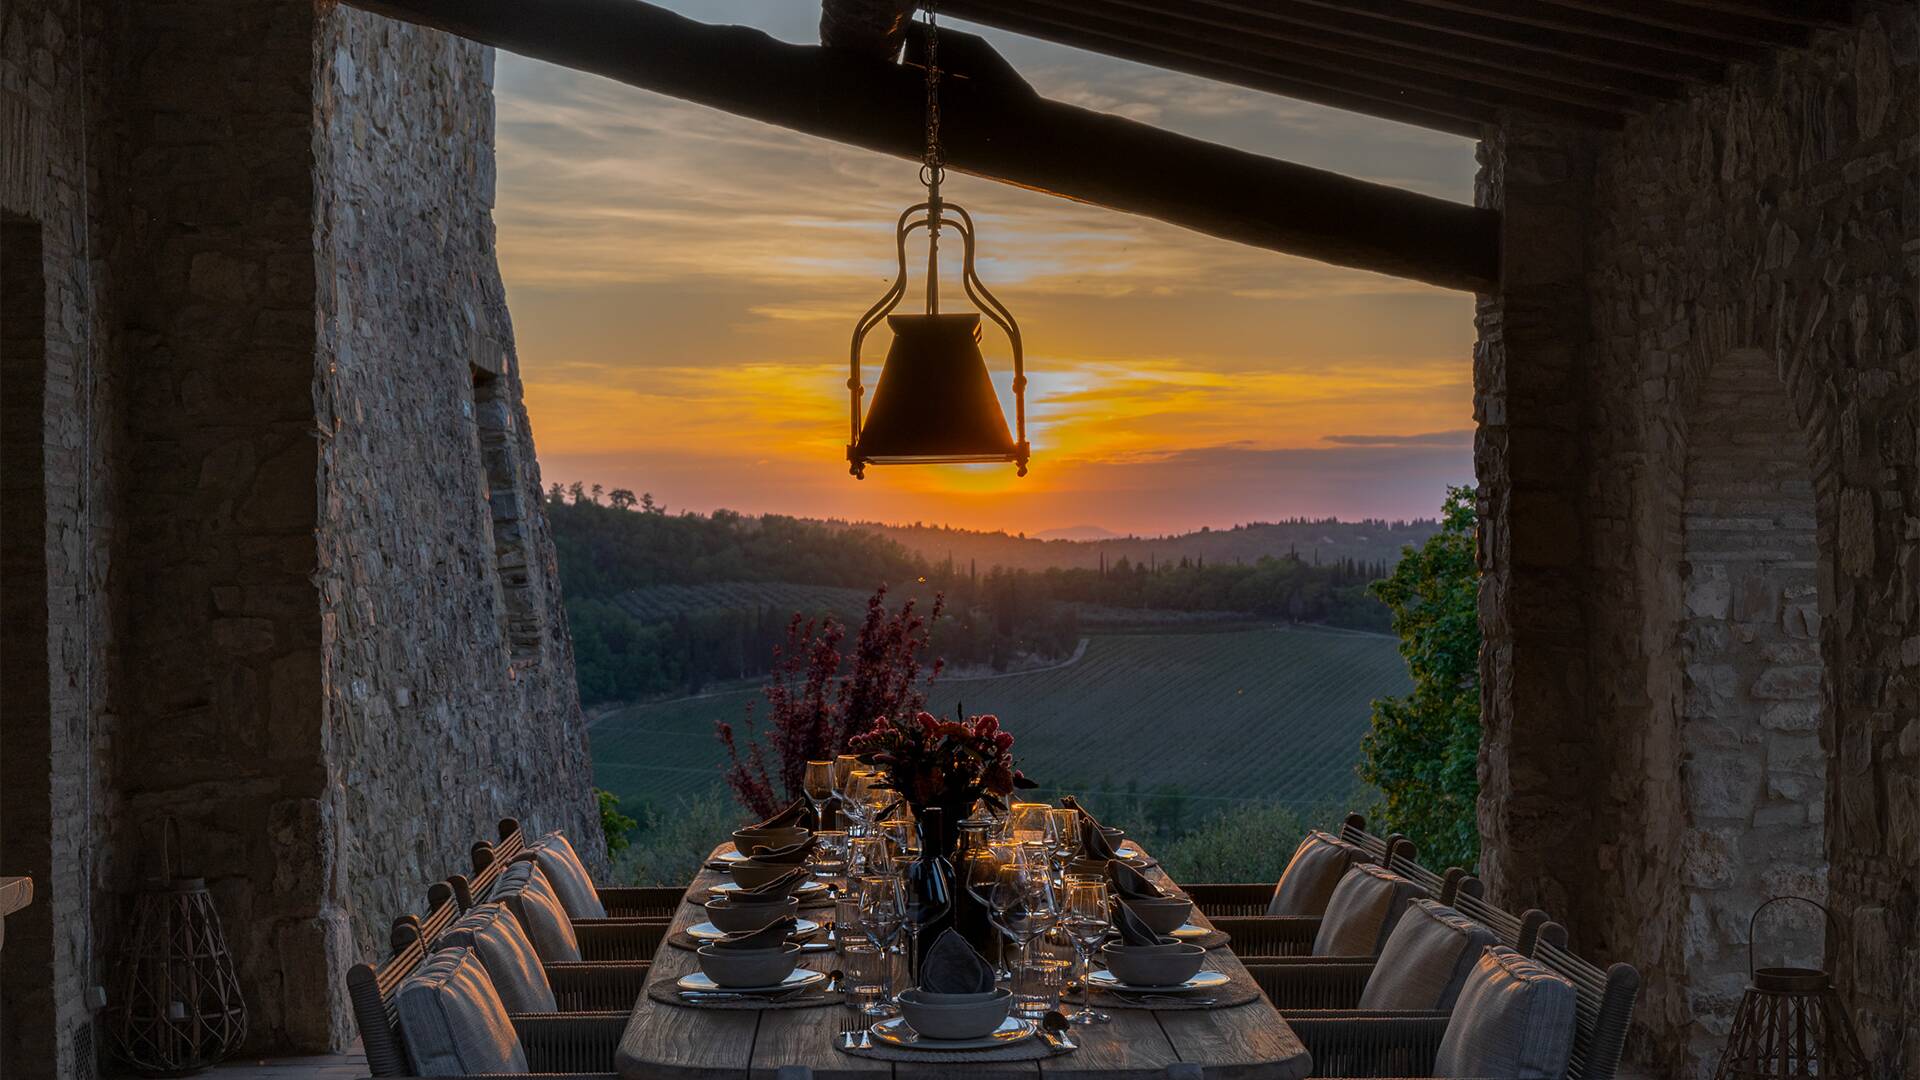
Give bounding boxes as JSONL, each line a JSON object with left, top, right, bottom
{"left": 590, "top": 625, "right": 1411, "bottom": 818}
{"left": 613, "top": 581, "right": 875, "bottom": 622}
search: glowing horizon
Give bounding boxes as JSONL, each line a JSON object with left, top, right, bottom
{"left": 494, "top": 3, "right": 1479, "bottom": 536}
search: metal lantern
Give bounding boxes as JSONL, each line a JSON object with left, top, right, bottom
{"left": 108, "top": 820, "right": 247, "bottom": 1076}
{"left": 1711, "top": 896, "right": 1868, "bottom": 1080}
{"left": 846, "top": 0, "right": 1028, "bottom": 479}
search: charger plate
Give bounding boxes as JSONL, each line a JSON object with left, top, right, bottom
{"left": 1169, "top": 923, "right": 1232, "bottom": 949}
{"left": 647, "top": 967, "right": 843, "bottom": 1011}
{"left": 836, "top": 1017, "right": 1074, "bottom": 1062}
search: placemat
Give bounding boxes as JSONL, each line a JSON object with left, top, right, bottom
{"left": 1078, "top": 973, "right": 1262, "bottom": 1011}
{"left": 667, "top": 929, "right": 835, "bottom": 953}
{"left": 645, "top": 977, "right": 843, "bottom": 1010}
{"left": 685, "top": 891, "right": 837, "bottom": 911}
{"left": 833, "top": 1026, "right": 1074, "bottom": 1062}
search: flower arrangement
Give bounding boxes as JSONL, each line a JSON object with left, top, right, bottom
{"left": 849, "top": 710, "right": 1037, "bottom": 818}
{"left": 716, "top": 586, "right": 943, "bottom": 818}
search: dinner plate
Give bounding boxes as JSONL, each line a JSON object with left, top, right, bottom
{"left": 1087, "top": 969, "right": 1230, "bottom": 994}
{"left": 708, "top": 880, "right": 830, "bottom": 899}
{"left": 869, "top": 1015, "right": 1035, "bottom": 1050}
{"left": 685, "top": 917, "right": 820, "bottom": 942}
{"left": 675, "top": 967, "right": 827, "bottom": 994}
{"left": 1167, "top": 922, "right": 1211, "bottom": 940}
{"left": 1116, "top": 844, "right": 1146, "bottom": 860}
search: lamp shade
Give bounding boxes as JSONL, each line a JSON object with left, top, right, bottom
{"left": 854, "top": 313, "right": 1017, "bottom": 465}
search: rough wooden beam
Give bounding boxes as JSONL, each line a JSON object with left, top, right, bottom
{"left": 819, "top": 0, "right": 916, "bottom": 58}
{"left": 1530, "top": 0, "right": 1812, "bottom": 47}
{"left": 1390, "top": 0, "right": 1777, "bottom": 60}
{"left": 1270, "top": 0, "right": 1733, "bottom": 81}
{"left": 951, "top": 0, "right": 1641, "bottom": 122}
{"left": 340, "top": 0, "right": 1501, "bottom": 291}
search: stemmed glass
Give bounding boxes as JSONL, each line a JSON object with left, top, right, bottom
{"left": 1060, "top": 877, "right": 1113, "bottom": 1025}
{"left": 1009, "top": 802, "right": 1051, "bottom": 844}
{"left": 846, "top": 834, "right": 889, "bottom": 878}
{"left": 1045, "top": 807, "right": 1082, "bottom": 879}
{"left": 898, "top": 854, "right": 950, "bottom": 986}
{"left": 856, "top": 874, "right": 904, "bottom": 1016}
{"left": 986, "top": 860, "right": 1057, "bottom": 969}
{"left": 803, "top": 759, "right": 834, "bottom": 830}
{"left": 961, "top": 842, "right": 1013, "bottom": 978}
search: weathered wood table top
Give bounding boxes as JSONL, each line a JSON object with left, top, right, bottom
{"left": 616, "top": 841, "right": 1311, "bottom": 1080}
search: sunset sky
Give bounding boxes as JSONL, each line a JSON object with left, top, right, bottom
{"left": 493, "top": 1, "right": 1480, "bottom": 536}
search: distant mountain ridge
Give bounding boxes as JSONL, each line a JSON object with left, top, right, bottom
{"left": 815, "top": 516, "right": 1442, "bottom": 573}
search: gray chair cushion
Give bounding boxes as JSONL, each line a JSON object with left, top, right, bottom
{"left": 1358, "top": 898, "right": 1498, "bottom": 1011}
{"left": 530, "top": 831, "right": 607, "bottom": 920}
{"left": 395, "top": 946, "right": 529, "bottom": 1076}
{"left": 491, "top": 860, "right": 582, "bottom": 963}
{"left": 436, "top": 902, "right": 559, "bottom": 1014}
{"left": 1311, "top": 863, "right": 1421, "bottom": 957}
{"left": 1433, "top": 946, "right": 1577, "bottom": 1079}
{"left": 1268, "top": 831, "right": 1365, "bottom": 916}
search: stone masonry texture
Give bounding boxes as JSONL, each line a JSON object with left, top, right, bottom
{"left": 1476, "top": 7, "right": 1919, "bottom": 1078}
{"left": 2, "top": 0, "right": 603, "bottom": 1071}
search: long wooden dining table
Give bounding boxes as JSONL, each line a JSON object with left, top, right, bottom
{"left": 615, "top": 841, "right": 1312, "bottom": 1079}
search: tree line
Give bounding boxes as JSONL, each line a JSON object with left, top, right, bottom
{"left": 547, "top": 485, "right": 1396, "bottom": 707}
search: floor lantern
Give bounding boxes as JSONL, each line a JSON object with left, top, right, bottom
{"left": 1711, "top": 896, "right": 1868, "bottom": 1079}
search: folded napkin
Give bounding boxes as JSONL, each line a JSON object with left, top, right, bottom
{"left": 733, "top": 867, "right": 809, "bottom": 903}
{"left": 1114, "top": 899, "right": 1175, "bottom": 947}
{"left": 714, "top": 916, "right": 799, "bottom": 950}
{"left": 1106, "top": 859, "right": 1166, "bottom": 900}
{"left": 750, "top": 798, "right": 813, "bottom": 831}
{"left": 1080, "top": 817, "right": 1122, "bottom": 862}
{"left": 747, "top": 837, "right": 817, "bottom": 864}
{"left": 1060, "top": 795, "right": 1105, "bottom": 831}
{"left": 918, "top": 929, "right": 995, "bottom": 994}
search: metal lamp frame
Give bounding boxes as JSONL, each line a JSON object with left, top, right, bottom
{"left": 847, "top": 197, "right": 1029, "bottom": 478}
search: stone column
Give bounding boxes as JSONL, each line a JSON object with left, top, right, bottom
{"left": 1472, "top": 123, "right": 1598, "bottom": 925}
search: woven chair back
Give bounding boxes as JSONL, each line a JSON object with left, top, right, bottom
{"left": 1531, "top": 934, "right": 1640, "bottom": 1080}
{"left": 345, "top": 882, "right": 463, "bottom": 1077}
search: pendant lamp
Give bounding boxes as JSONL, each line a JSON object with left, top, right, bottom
{"left": 847, "top": 1, "right": 1029, "bottom": 479}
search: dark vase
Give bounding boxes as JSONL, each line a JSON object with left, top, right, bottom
{"left": 901, "top": 806, "right": 954, "bottom": 979}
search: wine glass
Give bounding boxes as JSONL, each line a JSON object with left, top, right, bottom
{"left": 856, "top": 874, "right": 904, "bottom": 1016}
{"left": 846, "top": 834, "right": 889, "bottom": 878}
{"left": 987, "top": 861, "right": 1057, "bottom": 969}
{"left": 803, "top": 759, "right": 834, "bottom": 830}
{"left": 1009, "top": 801, "right": 1051, "bottom": 844}
{"left": 961, "top": 843, "right": 1012, "bottom": 978}
{"left": 1060, "top": 878, "right": 1113, "bottom": 1025}
{"left": 1045, "top": 807, "right": 1082, "bottom": 877}
{"left": 833, "top": 753, "right": 861, "bottom": 792}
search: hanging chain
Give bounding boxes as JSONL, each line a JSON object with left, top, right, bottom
{"left": 922, "top": 0, "right": 943, "bottom": 192}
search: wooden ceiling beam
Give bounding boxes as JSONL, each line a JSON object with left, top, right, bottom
{"left": 1389, "top": 0, "right": 1777, "bottom": 61}
{"left": 953, "top": 0, "right": 1671, "bottom": 104}
{"left": 340, "top": 0, "right": 1501, "bottom": 291}
{"left": 1660, "top": 0, "right": 1853, "bottom": 25}
{"left": 819, "top": 0, "right": 918, "bottom": 58}
{"left": 1159, "top": 0, "right": 1694, "bottom": 98}
{"left": 1267, "top": 0, "right": 1730, "bottom": 84}
{"left": 951, "top": 1, "right": 1628, "bottom": 128}
{"left": 1530, "top": 0, "right": 1812, "bottom": 47}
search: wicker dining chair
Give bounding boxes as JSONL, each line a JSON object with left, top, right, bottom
{"left": 346, "top": 893, "right": 632, "bottom": 1078}
{"left": 1284, "top": 934, "right": 1640, "bottom": 1080}
{"left": 1184, "top": 812, "right": 1402, "bottom": 918}
{"left": 1209, "top": 837, "right": 1427, "bottom": 960}
{"left": 476, "top": 817, "right": 686, "bottom": 919}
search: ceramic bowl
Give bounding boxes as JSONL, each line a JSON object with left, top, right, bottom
{"left": 730, "top": 859, "right": 811, "bottom": 889}
{"left": 695, "top": 942, "right": 801, "bottom": 988}
{"left": 733, "top": 826, "right": 811, "bottom": 857}
{"left": 1124, "top": 896, "right": 1194, "bottom": 936}
{"left": 1101, "top": 941, "right": 1206, "bottom": 987}
{"left": 897, "top": 987, "right": 1013, "bottom": 1040}
{"left": 705, "top": 896, "right": 799, "bottom": 933}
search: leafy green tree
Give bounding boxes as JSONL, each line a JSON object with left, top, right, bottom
{"left": 1360, "top": 486, "right": 1481, "bottom": 870}
{"left": 608, "top": 487, "right": 636, "bottom": 511}
{"left": 597, "top": 788, "right": 638, "bottom": 856}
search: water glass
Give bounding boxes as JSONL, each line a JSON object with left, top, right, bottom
{"left": 843, "top": 943, "right": 894, "bottom": 1016}
{"left": 1011, "top": 957, "right": 1069, "bottom": 1019}
{"left": 812, "top": 829, "right": 848, "bottom": 876}
{"left": 832, "top": 895, "right": 864, "bottom": 953}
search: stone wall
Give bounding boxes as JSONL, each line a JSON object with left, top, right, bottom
{"left": 3, "top": 0, "right": 602, "bottom": 1070}
{"left": 0, "top": 0, "right": 124, "bottom": 1071}
{"left": 311, "top": 5, "right": 604, "bottom": 993}
{"left": 1478, "top": 6, "right": 1920, "bottom": 1076}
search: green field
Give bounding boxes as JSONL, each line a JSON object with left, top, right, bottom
{"left": 590, "top": 624, "right": 1411, "bottom": 821}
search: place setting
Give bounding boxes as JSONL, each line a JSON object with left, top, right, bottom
{"left": 651, "top": 917, "right": 846, "bottom": 1010}
{"left": 835, "top": 930, "right": 1078, "bottom": 1062}
{"left": 1075, "top": 898, "right": 1258, "bottom": 1011}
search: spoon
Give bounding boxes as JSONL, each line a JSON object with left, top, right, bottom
{"left": 1040, "top": 1011, "right": 1078, "bottom": 1051}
